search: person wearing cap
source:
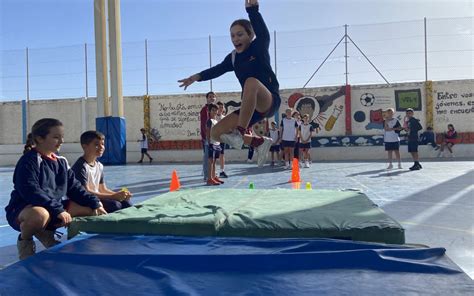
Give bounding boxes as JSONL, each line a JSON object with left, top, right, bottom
{"left": 403, "top": 108, "right": 423, "bottom": 170}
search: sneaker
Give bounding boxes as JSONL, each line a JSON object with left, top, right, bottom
{"left": 206, "top": 179, "right": 220, "bottom": 186}
{"left": 398, "top": 164, "right": 402, "bottom": 169}
{"left": 247, "top": 159, "right": 253, "bottom": 163}
{"left": 271, "top": 161, "right": 275, "bottom": 167}
{"left": 219, "top": 171, "right": 228, "bottom": 178}
{"left": 137, "top": 160, "right": 143, "bottom": 163}
{"left": 417, "top": 163, "right": 423, "bottom": 169}
{"left": 213, "top": 177, "right": 224, "bottom": 184}
{"left": 304, "top": 161, "right": 310, "bottom": 168}
{"left": 35, "top": 230, "right": 60, "bottom": 248}
{"left": 255, "top": 137, "right": 273, "bottom": 167}
{"left": 409, "top": 164, "right": 421, "bottom": 171}
{"left": 220, "top": 130, "right": 244, "bottom": 150}
{"left": 387, "top": 164, "right": 393, "bottom": 170}
{"left": 149, "top": 158, "right": 153, "bottom": 163}
{"left": 17, "top": 235, "right": 36, "bottom": 260}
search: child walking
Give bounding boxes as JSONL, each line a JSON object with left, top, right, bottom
{"left": 383, "top": 108, "right": 402, "bottom": 169}
{"left": 5, "top": 118, "right": 107, "bottom": 260}
{"left": 206, "top": 104, "right": 225, "bottom": 186}
{"left": 298, "top": 114, "right": 314, "bottom": 168}
{"left": 137, "top": 128, "right": 153, "bottom": 163}
{"left": 178, "top": 0, "right": 278, "bottom": 167}
{"left": 72, "top": 131, "right": 133, "bottom": 213}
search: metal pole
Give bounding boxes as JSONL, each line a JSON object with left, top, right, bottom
{"left": 424, "top": 17, "right": 428, "bottom": 82}
{"left": 303, "top": 35, "right": 345, "bottom": 88}
{"left": 85, "top": 43, "right": 88, "bottom": 98}
{"left": 145, "top": 39, "right": 149, "bottom": 95}
{"left": 209, "top": 35, "right": 212, "bottom": 91}
{"left": 26, "top": 47, "right": 30, "bottom": 130}
{"left": 347, "top": 35, "right": 390, "bottom": 85}
{"left": 26, "top": 47, "right": 30, "bottom": 102}
{"left": 273, "top": 30, "right": 277, "bottom": 77}
{"left": 344, "top": 24, "right": 348, "bottom": 86}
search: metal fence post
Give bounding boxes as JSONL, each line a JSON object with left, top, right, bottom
{"left": 424, "top": 17, "right": 428, "bottom": 82}
{"left": 209, "top": 35, "right": 213, "bottom": 91}
{"left": 145, "top": 39, "right": 149, "bottom": 95}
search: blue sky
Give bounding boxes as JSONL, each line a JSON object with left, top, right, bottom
{"left": 1, "top": 0, "right": 473, "bottom": 101}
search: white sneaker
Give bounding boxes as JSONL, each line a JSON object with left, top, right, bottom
{"left": 247, "top": 159, "right": 253, "bottom": 163}
{"left": 220, "top": 130, "right": 244, "bottom": 150}
{"left": 398, "top": 164, "right": 402, "bottom": 169}
{"left": 255, "top": 137, "right": 273, "bottom": 167}
{"left": 284, "top": 164, "right": 290, "bottom": 170}
{"left": 304, "top": 161, "right": 310, "bottom": 168}
{"left": 387, "top": 164, "right": 393, "bottom": 170}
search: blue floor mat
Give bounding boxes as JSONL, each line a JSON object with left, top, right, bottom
{"left": 1, "top": 234, "right": 472, "bottom": 296}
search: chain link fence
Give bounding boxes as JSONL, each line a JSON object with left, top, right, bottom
{"left": 1, "top": 17, "right": 472, "bottom": 101}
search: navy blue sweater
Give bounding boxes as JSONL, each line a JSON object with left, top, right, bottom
{"left": 5, "top": 149, "right": 101, "bottom": 218}
{"left": 199, "top": 5, "right": 279, "bottom": 96}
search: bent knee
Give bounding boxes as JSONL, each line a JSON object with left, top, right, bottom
{"left": 20, "top": 207, "right": 50, "bottom": 227}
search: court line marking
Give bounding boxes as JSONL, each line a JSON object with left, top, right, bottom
{"left": 0, "top": 225, "right": 10, "bottom": 228}
{"left": 401, "top": 221, "right": 474, "bottom": 235}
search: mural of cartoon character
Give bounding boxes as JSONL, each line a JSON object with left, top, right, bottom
{"left": 288, "top": 86, "right": 346, "bottom": 133}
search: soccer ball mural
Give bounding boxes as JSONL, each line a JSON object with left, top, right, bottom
{"left": 360, "top": 93, "right": 375, "bottom": 107}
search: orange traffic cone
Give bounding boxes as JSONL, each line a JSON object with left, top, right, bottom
{"left": 289, "top": 158, "right": 301, "bottom": 183}
{"left": 169, "top": 170, "right": 181, "bottom": 191}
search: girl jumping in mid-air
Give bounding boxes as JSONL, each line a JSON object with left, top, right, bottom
{"left": 178, "top": 0, "right": 280, "bottom": 167}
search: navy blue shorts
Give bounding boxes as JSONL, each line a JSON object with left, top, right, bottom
{"left": 270, "top": 145, "right": 280, "bottom": 152}
{"left": 220, "top": 143, "right": 225, "bottom": 155}
{"left": 299, "top": 142, "right": 311, "bottom": 149}
{"left": 208, "top": 144, "right": 221, "bottom": 159}
{"left": 6, "top": 200, "right": 70, "bottom": 232}
{"left": 384, "top": 142, "right": 400, "bottom": 151}
{"left": 141, "top": 148, "right": 148, "bottom": 154}
{"left": 233, "top": 92, "right": 281, "bottom": 127}
{"left": 282, "top": 140, "right": 296, "bottom": 148}
{"left": 408, "top": 141, "right": 419, "bottom": 153}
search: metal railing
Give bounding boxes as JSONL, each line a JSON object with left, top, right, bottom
{"left": 1, "top": 16, "right": 472, "bottom": 102}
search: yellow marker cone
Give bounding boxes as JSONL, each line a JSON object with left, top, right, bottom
{"left": 305, "top": 182, "right": 312, "bottom": 190}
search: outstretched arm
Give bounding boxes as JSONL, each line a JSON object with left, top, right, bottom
{"left": 178, "top": 54, "right": 233, "bottom": 90}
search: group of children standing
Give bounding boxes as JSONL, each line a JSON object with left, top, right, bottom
{"left": 5, "top": 118, "right": 133, "bottom": 260}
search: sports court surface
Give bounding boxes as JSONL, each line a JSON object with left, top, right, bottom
{"left": 1, "top": 159, "right": 473, "bottom": 280}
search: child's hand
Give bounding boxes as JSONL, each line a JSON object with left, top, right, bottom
{"left": 94, "top": 207, "right": 107, "bottom": 216}
{"left": 245, "top": 0, "right": 259, "bottom": 8}
{"left": 57, "top": 211, "right": 72, "bottom": 226}
{"left": 114, "top": 191, "right": 128, "bottom": 201}
{"left": 178, "top": 74, "right": 200, "bottom": 90}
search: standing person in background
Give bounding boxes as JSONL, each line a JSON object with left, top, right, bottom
{"left": 281, "top": 108, "right": 299, "bottom": 170}
{"left": 404, "top": 108, "right": 423, "bottom": 170}
{"left": 292, "top": 111, "right": 302, "bottom": 164}
{"left": 137, "top": 128, "right": 153, "bottom": 163}
{"left": 216, "top": 101, "right": 228, "bottom": 178}
{"left": 200, "top": 91, "right": 217, "bottom": 181}
{"left": 206, "top": 103, "right": 224, "bottom": 186}
{"left": 269, "top": 121, "right": 281, "bottom": 166}
{"left": 383, "top": 108, "right": 402, "bottom": 170}
{"left": 298, "top": 114, "right": 314, "bottom": 168}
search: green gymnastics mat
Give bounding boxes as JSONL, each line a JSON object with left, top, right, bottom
{"left": 69, "top": 189, "right": 405, "bottom": 244}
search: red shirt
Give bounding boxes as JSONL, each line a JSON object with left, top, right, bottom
{"left": 200, "top": 105, "right": 209, "bottom": 140}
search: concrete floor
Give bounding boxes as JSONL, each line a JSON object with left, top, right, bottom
{"left": 1, "top": 159, "right": 473, "bottom": 278}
